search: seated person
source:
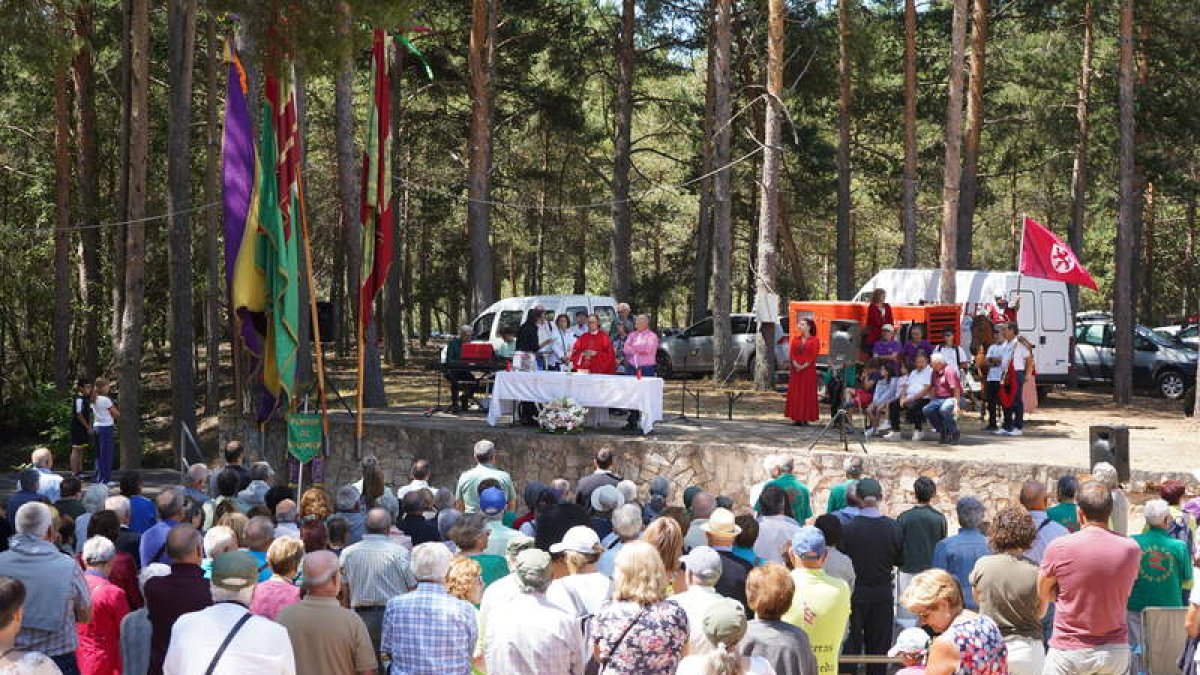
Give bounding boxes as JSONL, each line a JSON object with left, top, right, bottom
{"left": 443, "top": 325, "right": 479, "bottom": 412}
{"left": 864, "top": 361, "right": 899, "bottom": 436}
{"left": 871, "top": 324, "right": 902, "bottom": 373}
{"left": 492, "top": 327, "right": 517, "bottom": 360}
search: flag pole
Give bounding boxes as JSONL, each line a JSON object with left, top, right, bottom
{"left": 296, "top": 174, "right": 330, "bottom": 448}
{"left": 356, "top": 300, "right": 366, "bottom": 459}
{"left": 1016, "top": 214, "right": 1026, "bottom": 300}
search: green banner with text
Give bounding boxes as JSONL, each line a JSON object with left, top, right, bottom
{"left": 287, "top": 413, "right": 323, "bottom": 464}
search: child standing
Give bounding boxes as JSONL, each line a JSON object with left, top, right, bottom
{"left": 70, "top": 378, "right": 93, "bottom": 477}
{"left": 91, "top": 378, "right": 120, "bottom": 484}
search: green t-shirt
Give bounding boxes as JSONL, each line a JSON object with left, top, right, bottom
{"left": 826, "top": 480, "right": 856, "bottom": 514}
{"left": 471, "top": 554, "right": 511, "bottom": 588}
{"left": 756, "top": 473, "right": 813, "bottom": 524}
{"left": 1046, "top": 502, "right": 1080, "bottom": 533}
{"left": 454, "top": 464, "right": 517, "bottom": 513}
{"left": 783, "top": 567, "right": 851, "bottom": 675}
{"left": 1127, "top": 528, "right": 1193, "bottom": 612}
{"left": 896, "top": 504, "right": 948, "bottom": 574}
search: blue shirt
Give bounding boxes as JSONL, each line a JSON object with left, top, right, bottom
{"left": 246, "top": 549, "right": 272, "bottom": 582}
{"left": 381, "top": 582, "right": 477, "bottom": 675}
{"left": 932, "top": 529, "right": 990, "bottom": 609}
{"left": 139, "top": 519, "right": 178, "bottom": 567}
{"left": 129, "top": 495, "right": 156, "bottom": 534}
{"left": 6, "top": 491, "right": 45, "bottom": 523}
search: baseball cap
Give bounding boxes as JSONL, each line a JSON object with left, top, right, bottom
{"left": 211, "top": 551, "right": 259, "bottom": 591}
{"left": 856, "top": 477, "right": 883, "bottom": 499}
{"left": 549, "top": 525, "right": 602, "bottom": 555}
{"left": 881, "top": 324, "right": 895, "bottom": 332}
{"left": 888, "top": 627, "right": 931, "bottom": 657}
{"left": 702, "top": 598, "right": 749, "bottom": 649}
{"left": 590, "top": 484, "right": 625, "bottom": 513}
{"left": 479, "top": 487, "right": 507, "bottom": 515}
{"left": 790, "top": 526, "right": 827, "bottom": 559}
{"left": 700, "top": 508, "right": 742, "bottom": 537}
{"left": 679, "top": 546, "right": 722, "bottom": 582}
{"left": 515, "top": 549, "right": 553, "bottom": 591}
{"left": 504, "top": 534, "right": 536, "bottom": 560}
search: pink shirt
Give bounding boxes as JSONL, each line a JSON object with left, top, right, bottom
{"left": 1040, "top": 526, "right": 1141, "bottom": 649}
{"left": 249, "top": 578, "right": 302, "bottom": 620}
{"left": 930, "top": 366, "right": 961, "bottom": 399}
{"left": 622, "top": 329, "right": 659, "bottom": 370}
{"left": 78, "top": 573, "right": 129, "bottom": 675}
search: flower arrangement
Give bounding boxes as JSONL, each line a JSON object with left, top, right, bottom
{"left": 537, "top": 397, "right": 588, "bottom": 433}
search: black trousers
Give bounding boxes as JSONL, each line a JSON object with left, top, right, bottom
{"left": 889, "top": 398, "right": 927, "bottom": 431}
{"left": 984, "top": 380, "right": 1000, "bottom": 427}
{"left": 842, "top": 598, "right": 894, "bottom": 675}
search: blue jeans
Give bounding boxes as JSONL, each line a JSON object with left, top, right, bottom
{"left": 922, "top": 398, "right": 958, "bottom": 436}
{"left": 51, "top": 653, "right": 80, "bottom": 675}
{"left": 1004, "top": 370, "right": 1026, "bottom": 431}
{"left": 95, "top": 425, "right": 115, "bottom": 484}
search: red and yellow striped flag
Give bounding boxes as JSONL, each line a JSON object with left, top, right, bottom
{"left": 359, "top": 28, "right": 393, "bottom": 327}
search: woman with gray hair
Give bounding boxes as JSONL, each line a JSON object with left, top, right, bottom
{"left": 74, "top": 483, "right": 110, "bottom": 551}
{"left": 78, "top": 536, "right": 130, "bottom": 675}
{"left": 1091, "top": 461, "right": 1128, "bottom": 535}
{"left": 931, "top": 496, "right": 990, "bottom": 610}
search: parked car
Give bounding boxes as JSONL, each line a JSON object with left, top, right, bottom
{"left": 469, "top": 295, "right": 619, "bottom": 344}
{"left": 1074, "top": 316, "right": 1198, "bottom": 399}
{"left": 1154, "top": 323, "right": 1199, "bottom": 350}
{"left": 656, "top": 314, "right": 790, "bottom": 379}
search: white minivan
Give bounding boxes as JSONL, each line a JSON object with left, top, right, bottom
{"left": 855, "top": 269, "right": 1074, "bottom": 387}
{"left": 470, "top": 295, "right": 620, "bottom": 343}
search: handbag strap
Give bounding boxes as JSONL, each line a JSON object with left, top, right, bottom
{"left": 204, "top": 611, "right": 253, "bottom": 675}
{"left": 600, "top": 606, "right": 648, "bottom": 667}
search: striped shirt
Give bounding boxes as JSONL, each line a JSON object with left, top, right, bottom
{"left": 485, "top": 591, "right": 584, "bottom": 675}
{"left": 339, "top": 535, "right": 416, "bottom": 608}
{"left": 381, "top": 583, "right": 477, "bottom": 675}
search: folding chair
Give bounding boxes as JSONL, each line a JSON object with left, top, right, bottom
{"left": 1141, "top": 606, "right": 1188, "bottom": 675}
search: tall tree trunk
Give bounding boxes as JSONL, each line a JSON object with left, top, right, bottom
{"left": 956, "top": 0, "right": 987, "bottom": 269}
{"left": 610, "top": 0, "right": 635, "bottom": 303}
{"left": 384, "top": 40, "right": 408, "bottom": 366}
{"left": 1186, "top": 194, "right": 1197, "bottom": 319}
{"left": 73, "top": 0, "right": 101, "bottom": 381}
{"left": 691, "top": 20, "right": 717, "bottom": 324}
{"left": 835, "top": 0, "right": 854, "bottom": 299}
{"left": 938, "top": 0, "right": 969, "bottom": 304}
{"left": 1140, "top": 183, "right": 1155, "bottom": 324}
{"left": 203, "top": 16, "right": 221, "bottom": 417}
{"left": 711, "top": 0, "right": 734, "bottom": 380}
{"left": 119, "top": 0, "right": 150, "bottom": 468}
{"left": 112, "top": 0, "right": 133, "bottom": 359}
{"left": 167, "top": 0, "right": 197, "bottom": 453}
{"left": 467, "top": 0, "right": 497, "bottom": 315}
{"left": 52, "top": 63, "right": 72, "bottom": 393}
{"left": 753, "top": 0, "right": 785, "bottom": 390}
{"left": 901, "top": 0, "right": 918, "bottom": 267}
{"left": 1067, "top": 0, "right": 1093, "bottom": 313}
{"left": 1113, "top": 0, "right": 1135, "bottom": 405}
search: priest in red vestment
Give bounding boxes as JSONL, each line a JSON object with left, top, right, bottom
{"left": 570, "top": 315, "right": 617, "bottom": 374}
{"left": 785, "top": 318, "right": 821, "bottom": 425}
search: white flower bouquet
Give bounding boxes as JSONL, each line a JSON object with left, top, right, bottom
{"left": 537, "top": 397, "right": 588, "bottom": 433}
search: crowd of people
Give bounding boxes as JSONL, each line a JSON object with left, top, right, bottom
{"left": 0, "top": 438, "right": 1198, "bottom": 675}
{"left": 786, "top": 289, "right": 1037, "bottom": 445}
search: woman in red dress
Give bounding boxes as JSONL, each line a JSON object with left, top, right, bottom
{"left": 570, "top": 314, "right": 617, "bottom": 374}
{"left": 785, "top": 318, "right": 821, "bottom": 425}
{"left": 864, "top": 288, "right": 894, "bottom": 351}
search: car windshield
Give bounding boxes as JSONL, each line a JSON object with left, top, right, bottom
{"left": 1136, "top": 325, "right": 1179, "bottom": 348}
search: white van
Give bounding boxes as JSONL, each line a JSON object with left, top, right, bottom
{"left": 855, "top": 269, "right": 1074, "bottom": 387}
{"left": 470, "top": 295, "right": 620, "bottom": 343}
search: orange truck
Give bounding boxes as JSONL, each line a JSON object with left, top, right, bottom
{"left": 787, "top": 300, "right": 962, "bottom": 364}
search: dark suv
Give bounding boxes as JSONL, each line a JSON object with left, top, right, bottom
{"left": 1074, "top": 317, "right": 1198, "bottom": 399}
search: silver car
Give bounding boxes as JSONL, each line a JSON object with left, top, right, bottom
{"left": 655, "top": 314, "right": 790, "bottom": 379}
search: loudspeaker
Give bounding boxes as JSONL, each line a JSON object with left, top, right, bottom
{"left": 828, "top": 320, "right": 861, "bottom": 366}
{"left": 1089, "top": 425, "right": 1130, "bottom": 483}
{"left": 316, "top": 301, "right": 337, "bottom": 344}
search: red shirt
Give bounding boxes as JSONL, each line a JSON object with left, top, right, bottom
{"left": 77, "top": 572, "right": 129, "bottom": 675}
{"left": 988, "top": 305, "right": 1017, "bottom": 325}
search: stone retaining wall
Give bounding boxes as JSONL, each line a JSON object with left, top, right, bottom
{"left": 219, "top": 412, "right": 1195, "bottom": 529}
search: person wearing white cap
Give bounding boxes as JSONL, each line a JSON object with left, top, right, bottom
{"left": 871, "top": 323, "right": 902, "bottom": 373}
{"left": 454, "top": 440, "right": 516, "bottom": 514}
{"left": 547, "top": 526, "right": 612, "bottom": 618}
{"left": 703, "top": 508, "right": 754, "bottom": 615}
{"left": 888, "top": 626, "right": 931, "bottom": 675}
{"left": 589, "top": 485, "right": 626, "bottom": 540}
{"left": 670, "top": 546, "right": 727, "bottom": 658}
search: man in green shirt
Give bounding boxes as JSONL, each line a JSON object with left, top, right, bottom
{"left": 454, "top": 440, "right": 517, "bottom": 514}
{"left": 1046, "top": 475, "right": 1081, "bottom": 533}
{"left": 783, "top": 526, "right": 851, "bottom": 675}
{"left": 1128, "top": 499, "right": 1193, "bottom": 675}
{"left": 895, "top": 477, "right": 946, "bottom": 626}
{"left": 825, "top": 455, "right": 864, "bottom": 513}
{"left": 754, "top": 455, "right": 813, "bottom": 524}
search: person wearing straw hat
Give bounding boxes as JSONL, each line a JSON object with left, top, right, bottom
{"left": 676, "top": 597, "right": 776, "bottom": 674}
{"left": 703, "top": 508, "right": 754, "bottom": 615}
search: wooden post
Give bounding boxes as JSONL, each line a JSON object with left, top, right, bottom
{"left": 297, "top": 174, "right": 330, "bottom": 447}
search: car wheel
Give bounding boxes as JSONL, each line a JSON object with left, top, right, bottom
{"left": 656, "top": 352, "right": 673, "bottom": 379}
{"left": 1157, "top": 369, "right": 1187, "bottom": 400}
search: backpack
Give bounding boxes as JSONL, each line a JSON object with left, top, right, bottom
{"left": 1166, "top": 513, "right": 1195, "bottom": 559}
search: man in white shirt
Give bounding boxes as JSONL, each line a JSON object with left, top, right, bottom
{"left": 670, "top": 546, "right": 727, "bottom": 658}
{"left": 568, "top": 311, "right": 589, "bottom": 339}
{"left": 753, "top": 485, "right": 802, "bottom": 564}
{"left": 998, "top": 322, "right": 1031, "bottom": 436}
{"left": 163, "top": 551, "right": 296, "bottom": 675}
{"left": 1019, "top": 480, "right": 1069, "bottom": 563}
{"left": 888, "top": 352, "right": 933, "bottom": 441}
{"left": 30, "top": 447, "right": 63, "bottom": 504}
{"left": 485, "top": 549, "right": 584, "bottom": 675}
{"left": 394, "top": 459, "right": 435, "bottom": 502}
{"left": 983, "top": 332, "right": 1008, "bottom": 431}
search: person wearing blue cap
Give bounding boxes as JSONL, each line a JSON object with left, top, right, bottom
{"left": 782, "top": 527, "right": 851, "bottom": 675}
{"left": 479, "top": 487, "right": 519, "bottom": 557}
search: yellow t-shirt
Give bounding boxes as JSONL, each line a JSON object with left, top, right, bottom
{"left": 783, "top": 567, "right": 852, "bottom": 675}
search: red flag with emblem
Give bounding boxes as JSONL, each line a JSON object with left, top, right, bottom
{"left": 1019, "top": 217, "right": 1098, "bottom": 291}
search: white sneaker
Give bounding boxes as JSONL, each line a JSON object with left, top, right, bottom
{"left": 911, "top": 430, "right": 925, "bottom": 442}
{"left": 877, "top": 420, "right": 892, "bottom": 432}
{"left": 992, "top": 428, "right": 1008, "bottom": 436}
{"left": 1008, "top": 428, "right": 1024, "bottom": 437}
{"left": 864, "top": 427, "right": 875, "bottom": 437}
{"left": 883, "top": 431, "right": 902, "bottom": 441}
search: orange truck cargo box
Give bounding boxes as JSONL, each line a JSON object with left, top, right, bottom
{"left": 788, "top": 301, "right": 962, "bottom": 360}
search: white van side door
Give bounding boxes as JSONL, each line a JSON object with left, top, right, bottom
{"left": 1035, "top": 288, "right": 1072, "bottom": 378}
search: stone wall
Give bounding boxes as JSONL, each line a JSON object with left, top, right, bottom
{"left": 219, "top": 412, "right": 1195, "bottom": 530}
